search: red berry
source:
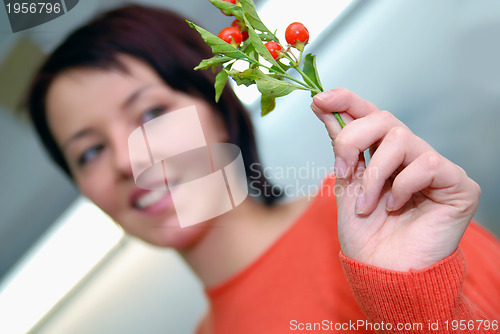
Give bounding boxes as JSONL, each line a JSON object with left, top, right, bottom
{"left": 231, "top": 19, "right": 249, "bottom": 41}
{"left": 241, "top": 31, "right": 249, "bottom": 41}
{"left": 218, "top": 27, "right": 242, "bottom": 48}
{"left": 264, "top": 41, "right": 282, "bottom": 60}
{"left": 285, "top": 22, "right": 309, "bottom": 49}
{"left": 221, "top": 0, "right": 237, "bottom": 16}
{"left": 231, "top": 19, "right": 243, "bottom": 29}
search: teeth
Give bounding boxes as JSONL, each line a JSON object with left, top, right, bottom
{"left": 135, "top": 190, "right": 167, "bottom": 209}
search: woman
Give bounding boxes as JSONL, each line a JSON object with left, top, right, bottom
{"left": 28, "top": 4, "right": 500, "bottom": 333}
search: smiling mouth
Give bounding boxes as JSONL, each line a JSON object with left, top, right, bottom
{"left": 130, "top": 178, "right": 180, "bottom": 214}
{"left": 134, "top": 190, "right": 169, "bottom": 210}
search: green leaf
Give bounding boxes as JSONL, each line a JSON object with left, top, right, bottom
{"left": 187, "top": 21, "right": 250, "bottom": 61}
{"left": 241, "top": 16, "right": 281, "bottom": 68}
{"left": 227, "top": 68, "right": 260, "bottom": 87}
{"left": 258, "top": 32, "right": 276, "bottom": 41}
{"left": 255, "top": 75, "right": 307, "bottom": 98}
{"left": 239, "top": 38, "right": 252, "bottom": 53}
{"left": 239, "top": 0, "right": 277, "bottom": 39}
{"left": 214, "top": 69, "right": 229, "bottom": 102}
{"left": 243, "top": 43, "right": 258, "bottom": 63}
{"left": 257, "top": 76, "right": 307, "bottom": 115}
{"left": 260, "top": 95, "right": 276, "bottom": 116}
{"left": 209, "top": 0, "right": 242, "bottom": 17}
{"left": 270, "top": 61, "right": 291, "bottom": 74}
{"left": 194, "top": 55, "right": 233, "bottom": 71}
{"left": 303, "top": 53, "right": 324, "bottom": 92}
{"left": 237, "top": 1, "right": 280, "bottom": 68}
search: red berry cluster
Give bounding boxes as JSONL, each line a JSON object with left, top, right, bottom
{"left": 264, "top": 21, "right": 309, "bottom": 60}
{"left": 217, "top": 0, "right": 247, "bottom": 48}
{"left": 216, "top": 0, "right": 309, "bottom": 60}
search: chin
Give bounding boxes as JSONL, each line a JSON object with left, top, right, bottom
{"left": 142, "top": 222, "right": 209, "bottom": 250}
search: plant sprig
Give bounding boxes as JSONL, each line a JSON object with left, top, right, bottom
{"left": 187, "top": 0, "right": 345, "bottom": 127}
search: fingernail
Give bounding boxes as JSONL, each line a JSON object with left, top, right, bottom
{"left": 334, "top": 157, "right": 347, "bottom": 178}
{"left": 310, "top": 102, "right": 320, "bottom": 114}
{"left": 386, "top": 193, "right": 394, "bottom": 212}
{"left": 314, "top": 90, "right": 335, "bottom": 104}
{"left": 355, "top": 189, "right": 365, "bottom": 214}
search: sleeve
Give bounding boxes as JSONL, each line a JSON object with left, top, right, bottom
{"left": 339, "top": 223, "right": 500, "bottom": 334}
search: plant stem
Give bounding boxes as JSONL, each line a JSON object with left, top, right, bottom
{"left": 295, "top": 65, "right": 321, "bottom": 93}
{"left": 297, "top": 48, "right": 304, "bottom": 66}
{"left": 283, "top": 52, "right": 321, "bottom": 92}
{"left": 280, "top": 73, "right": 311, "bottom": 89}
{"left": 309, "top": 88, "right": 346, "bottom": 128}
{"left": 258, "top": 63, "right": 311, "bottom": 90}
{"left": 289, "top": 57, "right": 346, "bottom": 129}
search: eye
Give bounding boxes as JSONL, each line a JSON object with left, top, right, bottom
{"left": 140, "top": 106, "right": 167, "bottom": 124}
{"left": 77, "top": 144, "right": 104, "bottom": 167}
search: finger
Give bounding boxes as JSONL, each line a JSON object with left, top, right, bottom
{"left": 311, "top": 102, "right": 354, "bottom": 141}
{"left": 333, "top": 110, "right": 406, "bottom": 178}
{"left": 387, "top": 151, "right": 473, "bottom": 212}
{"left": 356, "top": 127, "right": 434, "bottom": 215}
{"left": 311, "top": 88, "right": 377, "bottom": 139}
{"left": 312, "top": 88, "right": 379, "bottom": 119}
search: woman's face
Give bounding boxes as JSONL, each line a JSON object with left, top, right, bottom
{"left": 46, "top": 55, "right": 228, "bottom": 249}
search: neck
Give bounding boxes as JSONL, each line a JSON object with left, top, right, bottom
{"left": 178, "top": 196, "right": 275, "bottom": 288}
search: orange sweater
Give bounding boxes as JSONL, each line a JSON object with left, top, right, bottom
{"left": 197, "top": 175, "right": 500, "bottom": 333}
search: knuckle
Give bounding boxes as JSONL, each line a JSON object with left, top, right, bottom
{"left": 453, "top": 164, "right": 481, "bottom": 199}
{"left": 470, "top": 179, "right": 482, "bottom": 199}
{"left": 457, "top": 180, "right": 481, "bottom": 214}
{"left": 391, "top": 175, "right": 409, "bottom": 198}
{"left": 333, "top": 133, "right": 359, "bottom": 163}
{"left": 336, "top": 121, "right": 361, "bottom": 151}
{"left": 420, "top": 151, "right": 442, "bottom": 171}
{"left": 452, "top": 164, "right": 468, "bottom": 183}
{"left": 334, "top": 87, "right": 351, "bottom": 97}
{"left": 375, "top": 109, "right": 394, "bottom": 121}
{"left": 332, "top": 135, "right": 349, "bottom": 152}
{"left": 336, "top": 88, "right": 353, "bottom": 109}
{"left": 366, "top": 101, "right": 379, "bottom": 112}
{"left": 387, "top": 126, "right": 412, "bottom": 143}
{"left": 454, "top": 164, "right": 467, "bottom": 176}
{"left": 464, "top": 171, "right": 481, "bottom": 200}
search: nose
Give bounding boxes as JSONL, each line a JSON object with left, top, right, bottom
{"left": 110, "top": 125, "right": 135, "bottom": 181}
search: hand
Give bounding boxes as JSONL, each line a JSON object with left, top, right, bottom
{"left": 311, "top": 89, "right": 481, "bottom": 271}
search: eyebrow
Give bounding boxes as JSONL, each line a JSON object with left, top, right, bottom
{"left": 121, "top": 85, "right": 152, "bottom": 110}
{"left": 63, "top": 85, "right": 154, "bottom": 151}
{"left": 62, "top": 128, "right": 96, "bottom": 151}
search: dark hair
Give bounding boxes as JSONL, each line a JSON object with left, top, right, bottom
{"left": 27, "top": 4, "right": 281, "bottom": 204}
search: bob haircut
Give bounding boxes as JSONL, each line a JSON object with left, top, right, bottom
{"left": 27, "top": 4, "right": 281, "bottom": 205}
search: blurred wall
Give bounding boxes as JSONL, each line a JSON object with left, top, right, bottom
{"left": 33, "top": 238, "right": 207, "bottom": 334}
